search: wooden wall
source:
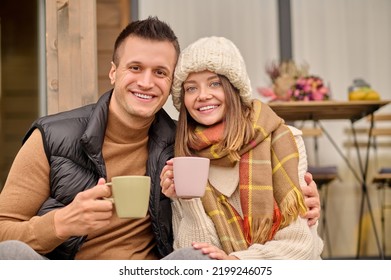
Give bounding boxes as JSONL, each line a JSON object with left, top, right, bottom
{"left": 45, "top": 0, "right": 98, "bottom": 114}
{"left": 0, "top": 0, "right": 131, "bottom": 190}
{"left": 45, "top": 0, "right": 131, "bottom": 111}
{"left": 0, "top": 1, "right": 39, "bottom": 189}
{"left": 96, "top": 0, "right": 130, "bottom": 95}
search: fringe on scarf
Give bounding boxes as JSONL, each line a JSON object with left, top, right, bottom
{"left": 279, "top": 188, "right": 308, "bottom": 228}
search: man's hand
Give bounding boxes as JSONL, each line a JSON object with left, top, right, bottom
{"left": 54, "top": 178, "right": 114, "bottom": 239}
{"left": 301, "top": 172, "right": 321, "bottom": 226}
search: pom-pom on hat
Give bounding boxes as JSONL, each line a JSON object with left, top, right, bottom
{"left": 171, "top": 36, "right": 252, "bottom": 111}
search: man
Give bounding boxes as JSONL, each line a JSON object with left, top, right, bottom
{"left": 0, "top": 17, "right": 320, "bottom": 260}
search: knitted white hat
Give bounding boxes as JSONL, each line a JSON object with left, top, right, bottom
{"left": 171, "top": 36, "right": 252, "bottom": 111}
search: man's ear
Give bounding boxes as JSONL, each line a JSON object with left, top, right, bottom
{"left": 109, "top": 61, "right": 116, "bottom": 85}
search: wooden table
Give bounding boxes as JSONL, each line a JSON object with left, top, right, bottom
{"left": 269, "top": 99, "right": 391, "bottom": 259}
{"left": 269, "top": 100, "right": 390, "bottom": 122}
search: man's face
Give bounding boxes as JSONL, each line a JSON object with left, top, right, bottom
{"left": 109, "top": 36, "right": 177, "bottom": 124}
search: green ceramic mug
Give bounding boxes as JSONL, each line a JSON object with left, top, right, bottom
{"left": 105, "top": 175, "right": 151, "bottom": 218}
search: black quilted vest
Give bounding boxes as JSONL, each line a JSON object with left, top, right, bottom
{"left": 23, "top": 90, "right": 175, "bottom": 259}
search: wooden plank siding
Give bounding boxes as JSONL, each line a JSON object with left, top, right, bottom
{"left": 0, "top": 0, "right": 130, "bottom": 190}
{"left": 0, "top": 1, "right": 39, "bottom": 189}
{"left": 96, "top": 0, "right": 131, "bottom": 95}
{"left": 45, "top": 0, "right": 131, "bottom": 111}
{"left": 45, "top": 0, "right": 60, "bottom": 113}
{"left": 45, "top": 0, "right": 98, "bottom": 114}
{"left": 0, "top": 18, "right": 3, "bottom": 190}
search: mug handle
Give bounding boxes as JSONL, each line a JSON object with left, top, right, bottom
{"left": 103, "top": 182, "right": 114, "bottom": 203}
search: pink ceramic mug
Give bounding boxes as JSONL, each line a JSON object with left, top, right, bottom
{"left": 173, "top": 157, "right": 210, "bottom": 198}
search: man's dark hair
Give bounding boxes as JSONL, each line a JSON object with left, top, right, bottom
{"left": 112, "top": 16, "right": 180, "bottom": 65}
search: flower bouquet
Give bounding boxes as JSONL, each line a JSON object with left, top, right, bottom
{"left": 258, "top": 60, "right": 330, "bottom": 102}
{"left": 289, "top": 75, "right": 330, "bottom": 101}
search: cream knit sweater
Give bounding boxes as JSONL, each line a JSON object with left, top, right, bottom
{"left": 171, "top": 126, "right": 324, "bottom": 259}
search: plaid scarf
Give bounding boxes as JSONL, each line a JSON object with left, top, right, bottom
{"left": 191, "top": 99, "right": 307, "bottom": 254}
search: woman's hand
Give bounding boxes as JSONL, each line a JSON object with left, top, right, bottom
{"left": 160, "top": 159, "right": 177, "bottom": 198}
{"left": 192, "top": 242, "right": 239, "bottom": 260}
{"left": 301, "top": 172, "right": 321, "bottom": 226}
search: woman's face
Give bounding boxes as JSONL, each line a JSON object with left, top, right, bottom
{"left": 183, "top": 70, "right": 226, "bottom": 126}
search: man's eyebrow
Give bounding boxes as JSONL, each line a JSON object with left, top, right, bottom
{"left": 125, "top": 61, "right": 172, "bottom": 73}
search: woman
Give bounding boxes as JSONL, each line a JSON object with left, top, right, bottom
{"left": 161, "top": 37, "right": 323, "bottom": 260}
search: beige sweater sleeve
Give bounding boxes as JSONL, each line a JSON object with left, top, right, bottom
{"left": 0, "top": 129, "right": 65, "bottom": 253}
{"left": 230, "top": 217, "right": 324, "bottom": 259}
{"left": 171, "top": 198, "right": 222, "bottom": 250}
{"left": 288, "top": 125, "right": 307, "bottom": 187}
